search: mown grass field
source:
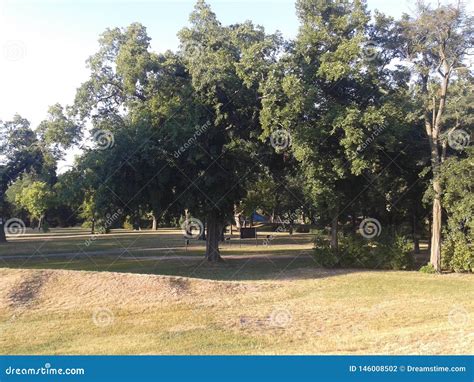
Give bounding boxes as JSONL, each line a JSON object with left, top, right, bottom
{"left": 0, "top": 228, "right": 472, "bottom": 354}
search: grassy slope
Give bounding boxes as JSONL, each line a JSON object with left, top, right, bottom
{"left": 0, "top": 267, "right": 472, "bottom": 355}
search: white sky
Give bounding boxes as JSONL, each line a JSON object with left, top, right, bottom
{"left": 1, "top": 0, "right": 471, "bottom": 129}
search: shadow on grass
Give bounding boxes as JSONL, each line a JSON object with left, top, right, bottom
{"left": 0, "top": 248, "right": 361, "bottom": 281}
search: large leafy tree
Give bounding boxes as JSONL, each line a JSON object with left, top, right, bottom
{"left": 175, "top": 0, "right": 278, "bottom": 260}
{"left": 0, "top": 116, "right": 43, "bottom": 242}
{"left": 396, "top": 1, "right": 474, "bottom": 271}
{"left": 71, "top": 1, "right": 278, "bottom": 261}
{"left": 261, "top": 0, "right": 394, "bottom": 249}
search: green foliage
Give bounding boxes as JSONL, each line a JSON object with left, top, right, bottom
{"left": 312, "top": 230, "right": 340, "bottom": 268}
{"left": 313, "top": 231, "right": 414, "bottom": 270}
{"left": 442, "top": 232, "right": 473, "bottom": 273}
{"left": 439, "top": 148, "right": 473, "bottom": 272}
{"left": 419, "top": 263, "right": 437, "bottom": 274}
{"left": 15, "top": 181, "right": 54, "bottom": 221}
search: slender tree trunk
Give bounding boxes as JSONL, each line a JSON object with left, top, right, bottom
{"left": 91, "top": 218, "right": 95, "bottom": 235}
{"left": 38, "top": 216, "right": 43, "bottom": 231}
{"left": 220, "top": 225, "right": 226, "bottom": 241}
{"left": 423, "top": 62, "right": 451, "bottom": 272}
{"left": 412, "top": 214, "right": 420, "bottom": 254}
{"left": 206, "top": 212, "right": 222, "bottom": 262}
{"left": 0, "top": 218, "right": 6, "bottom": 243}
{"left": 152, "top": 215, "right": 157, "bottom": 231}
{"left": 430, "top": 179, "right": 442, "bottom": 271}
{"left": 330, "top": 216, "right": 338, "bottom": 252}
{"left": 351, "top": 214, "right": 357, "bottom": 233}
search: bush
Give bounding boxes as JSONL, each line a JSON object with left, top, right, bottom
{"left": 338, "top": 234, "right": 373, "bottom": 268}
{"left": 391, "top": 236, "right": 415, "bottom": 270}
{"left": 312, "top": 230, "right": 340, "bottom": 268}
{"left": 443, "top": 232, "right": 473, "bottom": 273}
{"left": 419, "top": 263, "right": 437, "bottom": 274}
{"left": 313, "top": 231, "right": 414, "bottom": 270}
{"left": 41, "top": 221, "right": 50, "bottom": 233}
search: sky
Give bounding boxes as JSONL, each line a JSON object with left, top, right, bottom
{"left": 0, "top": 0, "right": 466, "bottom": 128}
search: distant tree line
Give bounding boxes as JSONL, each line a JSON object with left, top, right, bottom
{"left": 0, "top": 0, "right": 472, "bottom": 271}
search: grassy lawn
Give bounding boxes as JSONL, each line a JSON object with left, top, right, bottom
{"left": 0, "top": 228, "right": 472, "bottom": 354}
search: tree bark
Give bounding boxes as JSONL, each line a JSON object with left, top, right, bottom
{"left": 412, "top": 214, "right": 420, "bottom": 254}
{"left": 430, "top": 179, "right": 442, "bottom": 271}
{"left": 421, "top": 59, "right": 452, "bottom": 273}
{"left": 91, "top": 218, "right": 95, "bottom": 235}
{"left": 152, "top": 215, "right": 157, "bottom": 231}
{"left": 0, "top": 219, "right": 6, "bottom": 243}
{"left": 330, "top": 216, "right": 338, "bottom": 252}
{"left": 206, "top": 212, "right": 222, "bottom": 262}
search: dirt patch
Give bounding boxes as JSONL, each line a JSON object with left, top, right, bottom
{"left": 7, "top": 270, "right": 52, "bottom": 308}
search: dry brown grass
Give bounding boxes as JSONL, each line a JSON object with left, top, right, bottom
{"left": 0, "top": 267, "right": 472, "bottom": 355}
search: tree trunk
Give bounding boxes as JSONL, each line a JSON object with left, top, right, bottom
{"left": 152, "top": 215, "right": 157, "bottom": 231}
{"left": 0, "top": 218, "right": 6, "bottom": 243}
{"left": 412, "top": 214, "right": 420, "bottom": 254}
{"left": 414, "top": 237, "right": 420, "bottom": 255}
{"left": 430, "top": 179, "right": 442, "bottom": 272}
{"left": 91, "top": 218, "right": 95, "bottom": 235}
{"left": 330, "top": 216, "right": 338, "bottom": 252}
{"left": 206, "top": 212, "right": 222, "bottom": 262}
{"left": 38, "top": 216, "right": 43, "bottom": 231}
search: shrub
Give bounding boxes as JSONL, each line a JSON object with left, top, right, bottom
{"left": 385, "top": 235, "right": 415, "bottom": 270}
{"left": 313, "top": 231, "right": 414, "bottom": 270}
{"left": 41, "top": 220, "right": 50, "bottom": 233}
{"left": 443, "top": 232, "right": 473, "bottom": 273}
{"left": 419, "top": 263, "right": 437, "bottom": 274}
{"left": 338, "top": 234, "right": 373, "bottom": 268}
{"left": 312, "top": 230, "right": 340, "bottom": 268}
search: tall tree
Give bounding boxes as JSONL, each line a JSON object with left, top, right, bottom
{"left": 0, "top": 116, "right": 43, "bottom": 242}
{"left": 176, "top": 0, "right": 278, "bottom": 260}
{"left": 397, "top": 1, "right": 474, "bottom": 271}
